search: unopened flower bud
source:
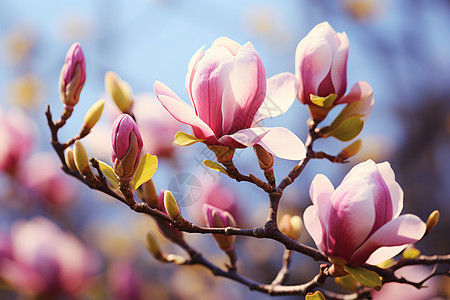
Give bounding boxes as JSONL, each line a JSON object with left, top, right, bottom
{"left": 111, "top": 114, "right": 143, "bottom": 180}
{"left": 146, "top": 231, "right": 165, "bottom": 261}
{"left": 73, "top": 140, "right": 90, "bottom": 175}
{"left": 105, "top": 71, "right": 134, "bottom": 114}
{"left": 425, "top": 210, "right": 439, "bottom": 235}
{"left": 166, "top": 254, "right": 187, "bottom": 265}
{"left": 279, "top": 214, "right": 303, "bottom": 241}
{"left": 164, "top": 190, "right": 183, "bottom": 222}
{"left": 137, "top": 179, "right": 158, "bottom": 208}
{"left": 80, "top": 99, "right": 104, "bottom": 137}
{"left": 64, "top": 147, "right": 78, "bottom": 172}
{"left": 156, "top": 190, "right": 184, "bottom": 243}
{"left": 338, "top": 139, "right": 362, "bottom": 160}
{"left": 253, "top": 144, "right": 274, "bottom": 170}
{"left": 59, "top": 42, "right": 86, "bottom": 118}
{"left": 204, "top": 204, "right": 236, "bottom": 252}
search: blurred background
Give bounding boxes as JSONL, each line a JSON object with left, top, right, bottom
{"left": 0, "top": 0, "right": 449, "bottom": 299}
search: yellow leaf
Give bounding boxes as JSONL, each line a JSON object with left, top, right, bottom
{"left": 98, "top": 160, "right": 119, "bottom": 188}
{"left": 344, "top": 265, "right": 382, "bottom": 289}
{"left": 335, "top": 274, "right": 359, "bottom": 292}
{"left": 173, "top": 131, "right": 203, "bottom": 146}
{"left": 310, "top": 93, "right": 337, "bottom": 108}
{"left": 131, "top": 153, "right": 158, "bottom": 191}
{"left": 305, "top": 291, "right": 326, "bottom": 300}
{"left": 203, "top": 160, "right": 228, "bottom": 175}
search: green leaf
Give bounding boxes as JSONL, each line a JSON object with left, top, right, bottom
{"left": 305, "top": 291, "right": 326, "bottom": 300}
{"left": 173, "top": 131, "right": 203, "bottom": 146}
{"left": 203, "top": 160, "right": 228, "bottom": 175}
{"left": 403, "top": 247, "right": 421, "bottom": 259}
{"left": 131, "top": 154, "right": 158, "bottom": 191}
{"left": 98, "top": 160, "right": 119, "bottom": 188}
{"left": 325, "top": 117, "right": 364, "bottom": 142}
{"left": 310, "top": 93, "right": 337, "bottom": 108}
{"left": 344, "top": 265, "right": 382, "bottom": 289}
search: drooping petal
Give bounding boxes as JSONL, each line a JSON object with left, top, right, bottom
{"left": 153, "top": 81, "right": 216, "bottom": 143}
{"left": 303, "top": 205, "right": 324, "bottom": 252}
{"left": 350, "top": 214, "right": 426, "bottom": 266}
{"left": 296, "top": 36, "right": 333, "bottom": 102}
{"left": 334, "top": 81, "right": 373, "bottom": 105}
{"left": 191, "top": 46, "right": 235, "bottom": 137}
{"left": 253, "top": 72, "right": 299, "bottom": 124}
{"left": 331, "top": 32, "right": 349, "bottom": 99}
{"left": 218, "top": 126, "right": 270, "bottom": 149}
{"left": 376, "top": 162, "right": 404, "bottom": 219}
{"left": 185, "top": 45, "right": 205, "bottom": 106}
{"left": 230, "top": 42, "right": 267, "bottom": 131}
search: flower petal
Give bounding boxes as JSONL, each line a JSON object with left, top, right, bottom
{"left": 229, "top": 42, "right": 267, "bottom": 131}
{"left": 191, "top": 45, "right": 235, "bottom": 136}
{"left": 296, "top": 36, "right": 333, "bottom": 103}
{"left": 303, "top": 205, "right": 324, "bottom": 252}
{"left": 253, "top": 72, "right": 299, "bottom": 124}
{"left": 185, "top": 45, "right": 205, "bottom": 105}
{"left": 153, "top": 81, "right": 216, "bottom": 143}
{"left": 350, "top": 214, "right": 426, "bottom": 266}
{"left": 211, "top": 37, "right": 241, "bottom": 56}
{"left": 331, "top": 32, "right": 349, "bottom": 99}
{"left": 376, "top": 162, "right": 403, "bottom": 218}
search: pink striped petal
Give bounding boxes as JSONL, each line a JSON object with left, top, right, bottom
{"left": 331, "top": 32, "right": 349, "bottom": 99}
{"left": 253, "top": 72, "right": 299, "bottom": 124}
{"left": 303, "top": 205, "right": 324, "bottom": 252}
{"left": 376, "top": 162, "right": 404, "bottom": 218}
{"left": 350, "top": 214, "right": 426, "bottom": 266}
{"left": 191, "top": 45, "right": 235, "bottom": 136}
{"left": 231, "top": 42, "right": 267, "bottom": 130}
{"left": 153, "top": 81, "right": 216, "bottom": 143}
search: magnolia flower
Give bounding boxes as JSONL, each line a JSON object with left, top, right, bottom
{"left": 0, "top": 107, "right": 37, "bottom": 175}
{"left": 303, "top": 160, "right": 426, "bottom": 266}
{"left": 0, "top": 217, "right": 96, "bottom": 298}
{"left": 295, "top": 22, "right": 373, "bottom": 121}
{"left": 59, "top": 42, "right": 86, "bottom": 108}
{"left": 111, "top": 114, "right": 143, "bottom": 179}
{"left": 154, "top": 37, "right": 305, "bottom": 160}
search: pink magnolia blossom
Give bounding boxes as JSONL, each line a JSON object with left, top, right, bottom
{"left": 107, "top": 260, "right": 145, "bottom": 300}
{"left": 0, "top": 217, "right": 97, "bottom": 298}
{"left": 0, "top": 107, "right": 37, "bottom": 175}
{"left": 111, "top": 114, "right": 143, "bottom": 179}
{"left": 59, "top": 42, "right": 86, "bottom": 107}
{"left": 154, "top": 37, "right": 305, "bottom": 160}
{"left": 295, "top": 22, "right": 373, "bottom": 121}
{"left": 303, "top": 159, "right": 426, "bottom": 266}
{"left": 17, "top": 152, "right": 77, "bottom": 208}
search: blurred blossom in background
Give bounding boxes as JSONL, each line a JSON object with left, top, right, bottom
{"left": 0, "top": 0, "right": 449, "bottom": 299}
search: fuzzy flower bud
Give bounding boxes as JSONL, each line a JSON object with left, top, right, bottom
{"left": 164, "top": 190, "right": 183, "bottom": 222}
{"left": 425, "top": 210, "right": 439, "bottom": 235}
{"left": 146, "top": 232, "right": 165, "bottom": 261}
{"left": 59, "top": 42, "right": 86, "bottom": 115}
{"left": 338, "top": 139, "right": 362, "bottom": 160}
{"left": 155, "top": 190, "right": 184, "bottom": 243}
{"left": 253, "top": 144, "right": 274, "bottom": 170}
{"left": 73, "top": 140, "right": 90, "bottom": 175}
{"left": 203, "top": 204, "right": 236, "bottom": 252}
{"left": 111, "top": 114, "right": 143, "bottom": 180}
{"left": 105, "top": 71, "right": 134, "bottom": 114}
{"left": 64, "top": 147, "right": 78, "bottom": 173}
{"left": 80, "top": 99, "right": 104, "bottom": 137}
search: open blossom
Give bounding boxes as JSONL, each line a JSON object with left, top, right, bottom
{"left": 111, "top": 114, "right": 143, "bottom": 179}
{"left": 0, "top": 107, "right": 37, "bottom": 175}
{"left": 154, "top": 37, "right": 305, "bottom": 160}
{"left": 303, "top": 160, "right": 426, "bottom": 266}
{"left": 0, "top": 217, "right": 97, "bottom": 298}
{"left": 295, "top": 22, "right": 373, "bottom": 121}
